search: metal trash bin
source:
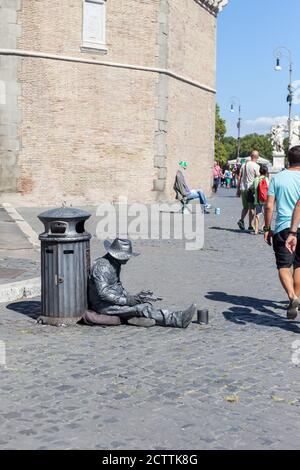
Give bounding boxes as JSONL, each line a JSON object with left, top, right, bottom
{"left": 38, "top": 207, "right": 91, "bottom": 326}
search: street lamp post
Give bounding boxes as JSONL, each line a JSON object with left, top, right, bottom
{"left": 217, "top": 129, "right": 221, "bottom": 163}
{"left": 274, "top": 46, "right": 293, "bottom": 149}
{"left": 230, "top": 97, "right": 242, "bottom": 160}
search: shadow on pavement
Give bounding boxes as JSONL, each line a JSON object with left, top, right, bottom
{"left": 213, "top": 191, "right": 237, "bottom": 198}
{"left": 206, "top": 291, "right": 287, "bottom": 313}
{"left": 206, "top": 291, "right": 300, "bottom": 333}
{"left": 7, "top": 300, "right": 41, "bottom": 320}
{"left": 222, "top": 306, "right": 300, "bottom": 334}
{"left": 209, "top": 226, "right": 251, "bottom": 234}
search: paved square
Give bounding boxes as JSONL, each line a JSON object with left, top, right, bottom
{"left": 0, "top": 191, "right": 299, "bottom": 450}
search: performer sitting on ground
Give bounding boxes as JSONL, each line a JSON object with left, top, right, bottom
{"left": 82, "top": 238, "right": 196, "bottom": 328}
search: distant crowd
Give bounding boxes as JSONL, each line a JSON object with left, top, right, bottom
{"left": 213, "top": 153, "right": 269, "bottom": 235}
{"left": 173, "top": 149, "right": 300, "bottom": 322}
{"left": 213, "top": 161, "right": 241, "bottom": 191}
{"left": 214, "top": 146, "right": 300, "bottom": 322}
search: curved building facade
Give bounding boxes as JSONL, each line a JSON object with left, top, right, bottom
{"left": 0, "top": 0, "right": 228, "bottom": 205}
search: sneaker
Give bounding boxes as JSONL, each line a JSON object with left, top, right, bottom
{"left": 204, "top": 210, "right": 210, "bottom": 215}
{"left": 205, "top": 204, "right": 212, "bottom": 210}
{"left": 248, "top": 226, "right": 255, "bottom": 233}
{"left": 287, "top": 299, "right": 299, "bottom": 320}
{"left": 127, "top": 317, "right": 156, "bottom": 327}
{"left": 237, "top": 220, "right": 245, "bottom": 230}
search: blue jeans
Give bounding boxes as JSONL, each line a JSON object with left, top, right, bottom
{"left": 187, "top": 189, "right": 208, "bottom": 206}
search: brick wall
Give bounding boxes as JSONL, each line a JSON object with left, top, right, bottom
{"left": 166, "top": 82, "right": 215, "bottom": 199}
{"left": 165, "top": 0, "right": 216, "bottom": 198}
{"left": 0, "top": 0, "right": 22, "bottom": 193}
{"left": 0, "top": 0, "right": 218, "bottom": 205}
{"left": 15, "top": 0, "right": 159, "bottom": 204}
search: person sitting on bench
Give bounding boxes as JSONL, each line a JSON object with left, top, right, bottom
{"left": 174, "top": 161, "right": 211, "bottom": 213}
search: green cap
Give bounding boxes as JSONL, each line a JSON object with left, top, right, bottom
{"left": 179, "top": 161, "right": 188, "bottom": 168}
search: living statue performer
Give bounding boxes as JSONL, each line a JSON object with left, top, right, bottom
{"left": 82, "top": 238, "right": 196, "bottom": 328}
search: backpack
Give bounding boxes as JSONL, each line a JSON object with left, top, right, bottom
{"left": 258, "top": 177, "right": 268, "bottom": 203}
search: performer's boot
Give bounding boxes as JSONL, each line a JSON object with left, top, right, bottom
{"left": 142, "top": 304, "right": 197, "bottom": 328}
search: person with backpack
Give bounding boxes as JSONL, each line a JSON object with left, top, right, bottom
{"left": 237, "top": 151, "right": 261, "bottom": 232}
{"left": 253, "top": 165, "right": 269, "bottom": 235}
{"left": 224, "top": 166, "right": 233, "bottom": 188}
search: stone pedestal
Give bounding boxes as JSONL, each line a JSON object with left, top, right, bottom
{"left": 272, "top": 152, "right": 285, "bottom": 171}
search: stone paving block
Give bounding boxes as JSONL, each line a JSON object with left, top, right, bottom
{"left": 0, "top": 191, "right": 300, "bottom": 449}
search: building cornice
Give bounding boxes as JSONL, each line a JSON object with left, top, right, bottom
{"left": 0, "top": 48, "right": 217, "bottom": 94}
{"left": 194, "top": 0, "right": 229, "bottom": 16}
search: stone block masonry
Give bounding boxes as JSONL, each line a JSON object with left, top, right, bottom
{"left": 0, "top": 0, "right": 22, "bottom": 193}
{"left": 0, "top": 0, "right": 227, "bottom": 205}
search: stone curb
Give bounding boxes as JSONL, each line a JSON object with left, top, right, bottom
{"left": 0, "top": 277, "right": 41, "bottom": 303}
{"left": 2, "top": 202, "right": 40, "bottom": 248}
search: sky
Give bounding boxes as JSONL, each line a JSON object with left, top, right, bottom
{"left": 217, "top": 0, "right": 300, "bottom": 137}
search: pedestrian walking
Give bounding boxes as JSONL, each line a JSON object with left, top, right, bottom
{"left": 237, "top": 151, "right": 261, "bottom": 232}
{"left": 264, "top": 146, "right": 300, "bottom": 320}
{"left": 253, "top": 165, "right": 269, "bottom": 235}
{"left": 221, "top": 165, "right": 226, "bottom": 187}
{"left": 213, "top": 161, "right": 222, "bottom": 193}
{"left": 232, "top": 160, "right": 241, "bottom": 188}
{"left": 224, "top": 167, "right": 233, "bottom": 188}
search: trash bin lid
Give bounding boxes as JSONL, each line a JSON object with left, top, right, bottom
{"left": 38, "top": 207, "right": 91, "bottom": 222}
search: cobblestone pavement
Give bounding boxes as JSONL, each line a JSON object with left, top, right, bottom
{"left": 1, "top": 190, "right": 300, "bottom": 450}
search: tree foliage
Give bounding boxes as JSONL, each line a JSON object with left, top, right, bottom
{"left": 214, "top": 104, "right": 274, "bottom": 165}
{"left": 223, "top": 136, "right": 238, "bottom": 161}
{"left": 223, "top": 134, "right": 273, "bottom": 161}
{"left": 238, "top": 133, "right": 273, "bottom": 160}
{"left": 215, "top": 104, "right": 228, "bottom": 166}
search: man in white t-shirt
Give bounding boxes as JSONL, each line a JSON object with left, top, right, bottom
{"left": 237, "top": 150, "right": 261, "bottom": 232}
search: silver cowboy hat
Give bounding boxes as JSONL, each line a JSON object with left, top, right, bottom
{"left": 104, "top": 238, "right": 140, "bottom": 260}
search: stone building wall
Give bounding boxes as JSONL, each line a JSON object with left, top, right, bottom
{"left": 16, "top": 0, "right": 159, "bottom": 204}
{"left": 0, "top": 0, "right": 227, "bottom": 205}
{"left": 165, "top": 0, "right": 216, "bottom": 198}
{"left": 0, "top": 0, "right": 22, "bottom": 193}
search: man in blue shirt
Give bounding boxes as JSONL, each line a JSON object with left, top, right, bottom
{"left": 264, "top": 146, "right": 300, "bottom": 320}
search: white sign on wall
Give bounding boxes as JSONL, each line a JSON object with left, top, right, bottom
{"left": 82, "top": 0, "right": 106, "bottom": 51}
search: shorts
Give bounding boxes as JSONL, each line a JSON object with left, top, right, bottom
{"left": 273, "top": 228, "right": 300, "bottom": 270}
{"left": 255, "top": 204, "right": 264, "bottom": 215}
{"left": 241, "top": 190, "right": 254, "bottom": 210}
